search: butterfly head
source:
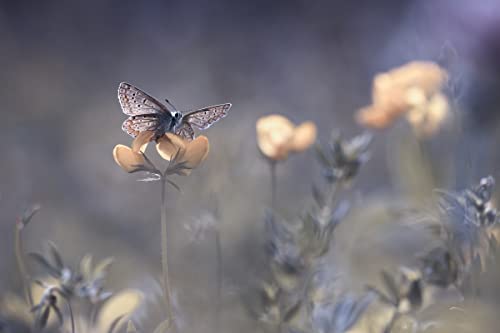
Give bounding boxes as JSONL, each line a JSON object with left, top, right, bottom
{"left": 173, "top": 111, "right": 182, "bottom": 120}
{"left": 172, "top": 111, "right": 183, "bottom": 125}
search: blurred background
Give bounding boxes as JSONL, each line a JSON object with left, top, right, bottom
{"left": 2, "top": 0, "right": 500, "bottom": 331}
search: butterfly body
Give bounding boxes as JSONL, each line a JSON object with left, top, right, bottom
{"left": 118, "top": 82, "right": 231, "bottom": 141}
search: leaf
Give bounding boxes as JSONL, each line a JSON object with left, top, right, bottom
{"left": 166, "top": 179, "right": 182, "bottom": 193}
{"left": 21, "top": 204, "right": 41, "bottom": 227}
{"left": 97, "top": 289, "right": 143, "bottom": 333}
{"left": 28, "top": 252, "right": 60, "bottom": 278}
{"left": 283, "top": 300, "right": 302, "bottom": 323}
{"left": 138, "top": 175, "right": 162, "bottom": 182}
{"left": 315, "top": 143, "right": 332, "bottom": 168}
{"left": 80, "top": 254, "right": 93, "bottom": 280}
{"left": 36, "top": 305, "right": 50, "bottom": 329}
{"left": 94, "top": 257, "right": 114, "bottom": 280}
{"left": 51, "top": 303, "right": 64, "bottom": 327}
{"left": 153, "top": 319, "right": 171, "bottom": 333}
{"left": 311, "top": 184, "right": 325, "bottom": 207}
{"left": 47, "top": 241, "right": 64, "bottom": 270}
{"left": 127, "top": 320, "right": 139, "bottom": 333}
{"left": 381, "top": 271, "right": 399, "bottom": 304}
{"left": 107, "top": 315, "right": 125, "bottom": 333}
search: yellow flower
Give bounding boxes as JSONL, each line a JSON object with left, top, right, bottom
{"left": 112, "top": 131, "right": 154, "bottom": 173}
{"left": 356, "top": 61, "right": 449, "bottom": 137}
{"left": 256, "top": 114, "right": 317, "bottom": 161}
{"left": 113, "top": 131, "right": 210, "bottom": 176}
{"left": 157, "top": 133, "right": 210, "bottom": 176}
{"left": 406, "top": 91, "right": 449, "bottom": 137}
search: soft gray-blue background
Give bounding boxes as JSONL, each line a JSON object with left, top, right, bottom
{"left": 2, "top": 0, "right": 500, "bottom": 331}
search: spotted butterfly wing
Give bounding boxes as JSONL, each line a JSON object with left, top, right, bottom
{"left": 183, "top": 103, "right": 231, "bottom": 129}
{"left": 118, "top": 82, "right": 170, "bottom": 116}
{"left": 175, "top": 122, "right": 196, "bottom": 141}
{"left": 122, "top": 115, "right": 162, "bottom": 138}
{"left": 175, "top": 103, "right": 231, "bottom": 140}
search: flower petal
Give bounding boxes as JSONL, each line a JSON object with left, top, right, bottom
{"left": 291, "top": 121, "right": 317, "bottom": 152}
{"left": 182, "top": 135, "right": 210, "bottom": 172}
{"left": 356, "top": 106, "right": 395, "bottom": 129}
{"left": 156, "top": 133, "right": 187, "bottom": 161}
{"left": 113, "top": 145, "right": 146, "bottom": 173}
{"left": 131, "top": 131, "right": 155, "bottom": 153}
{"left": 256, "top": 114, "right": 295, "bottom": 161}
{"left": 407, "top": 92, "right": 449, "bottom": 138}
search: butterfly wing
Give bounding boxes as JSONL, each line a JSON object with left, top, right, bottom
{"left": 182, "top": 103, "right": 231, "bottom": 130}
{"left": 122, "top": 115, "right": 162, "bottom": 138}
{"left": 175, "top": 122, "right": 195, "bottom": 141}
{"left": 118, "top": 82, "right": 170, "bottom": 116}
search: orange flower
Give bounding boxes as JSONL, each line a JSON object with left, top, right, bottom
{"left": 356, "top": 61, "right": 449, "bottom": 137}
{"left": 157, "top": 133, "right": 210, "bottom": 176}
{"left": 113, "top": 131, "right": 209, "bottom": 176}
{"left": 256, "top": 114, "right": 317, "bottom": 161}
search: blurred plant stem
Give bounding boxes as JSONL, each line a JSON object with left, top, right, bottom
{"left": 15, "top": 219, "right": 33, "bottom": 307}
{"left": 214, "top": 227, "right": 222, "bottom": 333}
{"left": 160, "top": 177, "right": 177, "bottom": 333}
{"left": 66, "top": 298, "right": 75, "bottom": 333}
{"left": 270, "top": 160, "right": 277, "bottom": 213}
{"left": 324, "top": 182, "right": 340, "bottom": 212}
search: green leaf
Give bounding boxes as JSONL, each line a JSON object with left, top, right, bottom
{"left": 107, "top": 315, "right": 125, "bottom": 333}
{"left": 166, "top": 179, "right": 182, "bottom": 193}
{"left": 80, "top": 254, "right": 93, "bottom": 280}
{"left": 94, "top": 257, "right": 114, "bottom": 280}
{"left": 47, "top": 241, "right": 64, "bottom": 270}
{"left": 381, "top": 271, "right": 399, "bottom": 304}
{"left": 153, "top": 319, "right": 171, "bottom": 333}
{"left": 127, "top": 320, "right": 139, "bottom": 333}
{"left": 29, "top": 252, "right": 60, "bottom": 277}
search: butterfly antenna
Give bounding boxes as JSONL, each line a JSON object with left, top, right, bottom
{"left": 164, "top": 98, "right": 178, "bottom": 111}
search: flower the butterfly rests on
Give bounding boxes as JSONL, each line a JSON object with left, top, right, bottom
{"left": 118, "top": 82, "right": 231, "bottom": 142}
{"left": 112, "top": 130, "right": 210, "bottom": 178}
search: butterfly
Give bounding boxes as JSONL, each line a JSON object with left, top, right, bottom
{"left": 118, "top": 82, "right": 231, "bottom": 141}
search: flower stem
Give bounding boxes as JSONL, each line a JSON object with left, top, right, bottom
{"left": 214, "top": 228, "right": 222, "bottom": 333}
{"left": 14, "top": 221, "right": 33, "bottom": 307}
{"left": 270, "top": 161, "right": 277, "bottom": 213}
{"left": 160, "top": 177, "right": 177, "bottom": 332}
{"left": 66, "top": 299, "right": 75, "bottom": 333}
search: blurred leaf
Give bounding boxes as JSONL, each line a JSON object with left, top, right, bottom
{"left": 107, "top": 315, "right": 125, "bottom": 333}
{"left": 283, "top": 299, "right": 302, "bottom": 323}
{"left": 312, "top": 184, "right": 325, "bottom": 207}
{"left": 80, "top": 254, "right": 93, "bottom": 280}
{"left": 36, "top": 305, "right": 50, "bottom": 329}
{"left": 127, "top": 320, "right": 139, "bottom": 333}
{"left": 47, "top": 241, "right": 64, "bottom": 270}
{"left": 97, "top": 289, "right": 143, "bottom": 333}
{"left": 166, "top": 179, "right": 182, "bottom": 193}
{"left": 94, "top": 257, "right": 114, "bottom": 279}
{"left": 28, "top": 252, "right": 60, "bottom": 278}
{"left": 381, "top": 271, "right": 399, "bottom": 304}
{"left": 51, "top": 304, "right": 64, "bottom": 327}
{"left": 152, "top": 319, "right": 171, "bottom": 333}
{"left": 314, "top": 143, "right": 331, "bottom": 168}
{"left": 20, "top": 204, "right": 41, "bottom": 228}
{"left": 137, "top": 175, "right": 161, "bottom": 182}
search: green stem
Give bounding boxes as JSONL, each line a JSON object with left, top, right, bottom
{"left": 270, "top": 161, "right": 277, "bottom": 213}
{"left": 214, "top": 228, "right": 222, "bottom": 333}
{"left": 320, "top": 182, "right": 340, "bottom": 220}
{"left": 67, "top": 299, "right": 75, "bottom": 333}
{"left": 14, "top": 222, "right": 33, "bottom": 307}
{"left": 160, "top": 177, "right": 177, "bottom": 332}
